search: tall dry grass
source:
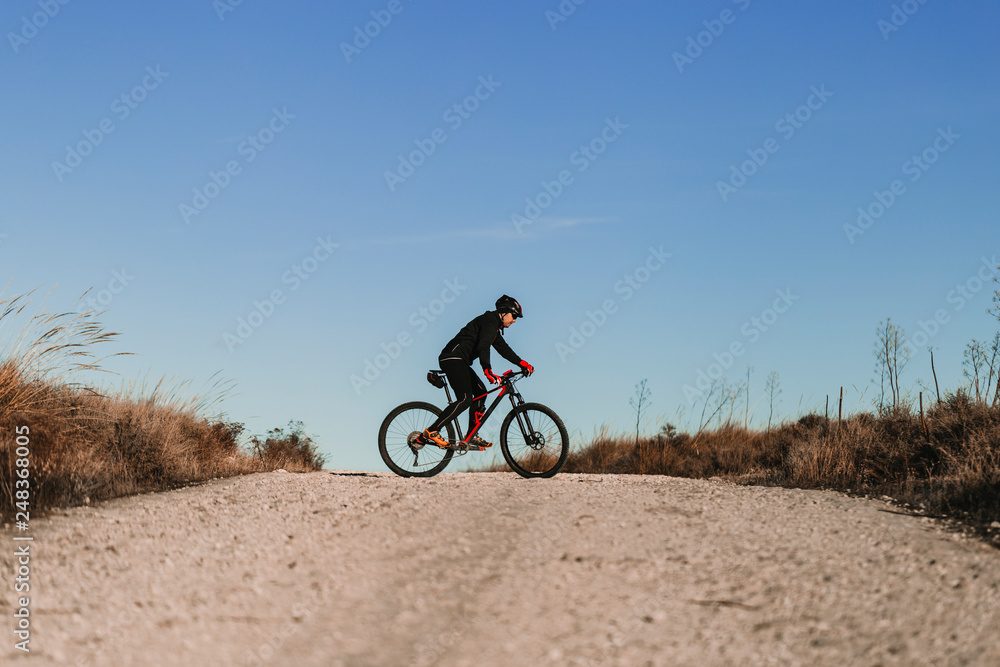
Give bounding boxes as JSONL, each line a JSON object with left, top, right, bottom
{"left": 0, "top": 290, "right": 325, "bottom": 520}
{"left": 564, "top": 393, "right": 1000, "bottom": 540}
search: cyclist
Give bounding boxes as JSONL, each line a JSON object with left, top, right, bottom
{"left": 422, "top": 295, "right": 534, "bottom": 449}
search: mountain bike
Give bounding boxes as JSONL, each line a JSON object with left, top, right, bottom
{"left": 378, "top": 369, "right": 569, "bottom": 478}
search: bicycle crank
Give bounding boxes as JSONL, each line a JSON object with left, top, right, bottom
{"left": 450, "top": 443, "right": 487, "bottom": 452}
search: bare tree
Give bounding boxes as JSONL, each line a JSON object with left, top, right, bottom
{"left": 696, "top": 379, "right": 735, "bottom": 433}
{"left": 991, "top": 261, "right": 1000, "bottom": 321}
{"left": 744, "top": 365, "right": 753, "bottom": 429}
{"left": 629, "top": 379, "right": 652, "bottom": 446}
{"left": 703, "top": 379, "right": 740, "bottom": 430}
{"left": 877, "top": 354, "right": 887, "bottom": 409}
{"left": 963, "top": 339, "right": 986, "bottom": 403}
{"left": 874, "top": 318, "right": 910, "bottom": 411}
{"left": 726, "top": 377, "right": 748, "bottom": 427}
{"left": 986, "top": 332, "right": 1000, "bottom": 406}
{"left": 764, "top": 371, "right": 781, "bottom": 431}
{"left": 893, "top": 322, "right": 911, "bottom": 406}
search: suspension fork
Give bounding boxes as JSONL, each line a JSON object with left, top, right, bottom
{"left": 506, "top": 383, "right": 525, "bottom": 410}
{"left": 507, "top": 385, "right": 536, "bottom": 442}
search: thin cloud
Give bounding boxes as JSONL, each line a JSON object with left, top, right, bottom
{"left": 355, "top": 216, "right": 619, "bottom": 246}
{"left": 357, "top": 226, "right": 523, "bottom": 246}
{"left": 546, "top": 217, "right": 617, "bottom": 229}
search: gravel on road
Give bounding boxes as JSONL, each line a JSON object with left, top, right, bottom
{"left": 2, "top": 471, "right": 998, "bottom": 666}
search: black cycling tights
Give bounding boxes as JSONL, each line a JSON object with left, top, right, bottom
{"left": 426, "top": 359, "right": 487, "bottom": 435}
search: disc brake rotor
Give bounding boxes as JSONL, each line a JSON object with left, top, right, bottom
{"left": 529, "top": 431, "right": 545, "bottom": 450}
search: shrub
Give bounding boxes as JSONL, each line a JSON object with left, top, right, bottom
{"left": 0, "top": 291, "right": 324, "bottom": 518}
{"left": 563, "top": 399, "right": 1000, "bottom": 539}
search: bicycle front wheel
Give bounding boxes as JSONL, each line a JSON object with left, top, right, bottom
{"left": 500, "top": 402, "right": 569, "bottom": 478}
{"left": 379, "top": 401, "right": 454, "bottom": 477}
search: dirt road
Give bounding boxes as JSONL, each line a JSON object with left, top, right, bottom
{"left": 2, "top": 471, "right": 998, "bottom": 666}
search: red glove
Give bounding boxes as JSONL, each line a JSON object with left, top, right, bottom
{"left": 484, "top": 368, "right": 500, "bottom": 384}
{"left": 519, "top": 360, "right": 534, "bottom": 376}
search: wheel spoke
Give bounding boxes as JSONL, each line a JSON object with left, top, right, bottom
{"left": 379, "top": 403, "right": 454, "bottom": 476}
{"left": 501, "top": 405, "right": 568, "bottom": 477}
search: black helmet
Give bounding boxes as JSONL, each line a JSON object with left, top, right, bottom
{"left": 495, "top": 295, "right": 523, "bottom": 319}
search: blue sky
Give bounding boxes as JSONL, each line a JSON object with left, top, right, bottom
{"left": 2, "top": 0, "right": 998, "bottom": 471}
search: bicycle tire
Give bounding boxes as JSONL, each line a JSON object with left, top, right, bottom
{"left": 499, "top": 402, "right": 569, "bottom": 478}
{"left": 379, "top": 401, "right": 455, "bottom": 477}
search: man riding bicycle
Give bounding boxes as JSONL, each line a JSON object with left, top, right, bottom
{"left": 422, "top": 295, "right": 534, "bottom": 449}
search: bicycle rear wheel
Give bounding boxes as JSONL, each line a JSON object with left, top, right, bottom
{"left": 379, "top": 401, "right": 455, "bottom": 477}
{"left": 500, "top": 402, "right": 569, "bottom": 478}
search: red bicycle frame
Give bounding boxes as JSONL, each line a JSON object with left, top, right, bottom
{"left": 436, "top": 370, "right": 528, "bottom": 444}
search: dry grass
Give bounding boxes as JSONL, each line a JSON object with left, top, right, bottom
{"left": 0, "top": 290, "right": 325, "bottom": 519}
{"left": 564, "top": 393, "right": 1000, "bottom": 541}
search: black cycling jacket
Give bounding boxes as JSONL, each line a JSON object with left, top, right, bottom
{"left": 439, "top": 310, "right": 522, "bottom": 371}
